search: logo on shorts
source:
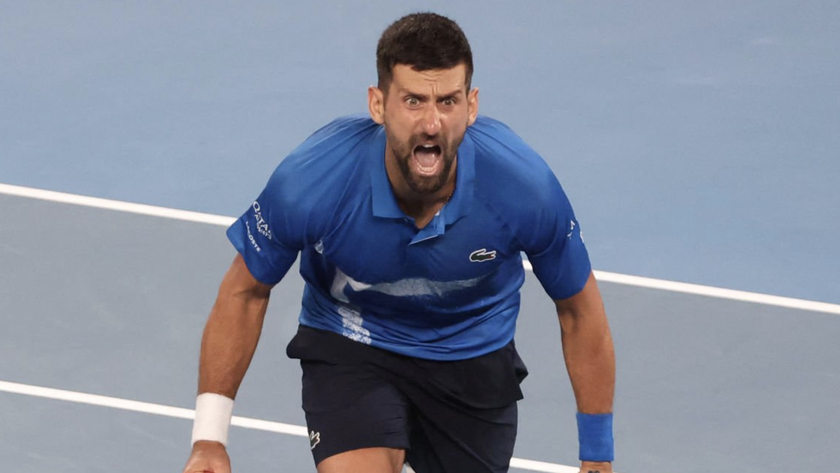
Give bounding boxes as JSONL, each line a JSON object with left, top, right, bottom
{"left": 309, "top": 431, "right": 321, "bottom": 450}
{"left": 469, "top": 248, "right": 496, "bottom": 263}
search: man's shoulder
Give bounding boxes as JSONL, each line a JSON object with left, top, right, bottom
{"left": 468, "top": 116, "right": 559, "bottom": 189}
{"left": 468, "top": 115, "right": 518, "bottom": 143}
{"left": 294, "top": 114, "right": 381, "bottom": 155}
{"left": 262, "top": 114, "right": 380, "bottom": 207}
{"left": 276, "top": 114, "right": 380, "bottom": 172}
{"left": 312, "top": 114, "right": 381, "bottom": 137}
{"left": 468, "top": 116, "right": 547, "bottom": 168}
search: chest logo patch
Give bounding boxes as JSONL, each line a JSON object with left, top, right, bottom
{"left": 469, "top": 248, "right": 497, "bottom": 263}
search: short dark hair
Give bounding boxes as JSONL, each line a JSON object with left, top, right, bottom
{"left": 376, "top": 12, "right": 473, "bottom": 92}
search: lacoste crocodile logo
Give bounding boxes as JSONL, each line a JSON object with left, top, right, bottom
{"left": 469, "top": 248, "right": 496, "bottom": 262}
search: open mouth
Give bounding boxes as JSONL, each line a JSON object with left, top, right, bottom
{"left": 412, "top": 144, "right": 443, "bottom": 176}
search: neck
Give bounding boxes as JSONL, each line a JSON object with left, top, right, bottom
{"left": 398, "top": 183, "right": 455, "bottom": 219}
{"left": 385, "top": 155, "right": 457, "bottom": 228}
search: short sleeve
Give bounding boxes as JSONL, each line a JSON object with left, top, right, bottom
{"left": 522, "top": 181, "right": 592, "bottom": 300}
{"left": 226, "top": 172, "right": 305, "bottom": 286}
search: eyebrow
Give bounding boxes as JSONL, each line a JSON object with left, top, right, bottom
{"left": 399, "top": 88, "right": 464, "bottom": 101}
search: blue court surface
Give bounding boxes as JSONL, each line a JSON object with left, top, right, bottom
{"left": 1, "top": 2, "right": 839, "bottom": 473}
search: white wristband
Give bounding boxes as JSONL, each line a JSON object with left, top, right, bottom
{"left": 191, "top": 393, "right": 235, "bottom": 447}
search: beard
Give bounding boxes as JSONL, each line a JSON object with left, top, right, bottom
{"left": 385, "top": 128, "right": 464, "bottom": 195}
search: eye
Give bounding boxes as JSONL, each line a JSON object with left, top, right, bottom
{"left": 442, "top": 98, "right": 455, "bottom": 106}
{"left": 405, "top": 96, "right": 420, "bottom": 107}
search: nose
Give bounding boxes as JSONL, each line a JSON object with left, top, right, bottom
{"left": 422, "top": 104, "right": 442, "bottom": 136}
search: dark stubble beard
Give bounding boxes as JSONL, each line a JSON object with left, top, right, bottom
{"left": 386, "top": 129, "right": 464, "bottom": 195}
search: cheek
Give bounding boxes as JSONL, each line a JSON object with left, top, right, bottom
{"left": 445, "top": 107, "right": 470, "bottom": 126}
{"left": 444, "top": 114, "right": 469, "bottom": 136}
{"left": 384, "top": 109, "right": 416, "bottom": 133}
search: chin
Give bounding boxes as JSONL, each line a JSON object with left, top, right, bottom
{"left": 407, "top": 175, "right": 446, "bottom": 195}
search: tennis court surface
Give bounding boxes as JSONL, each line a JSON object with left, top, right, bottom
{"left": 2, "top": 2, "right": 839, "bottom": 472}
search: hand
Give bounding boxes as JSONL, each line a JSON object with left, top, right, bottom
{"left": 182, "top": 441, "right": 231, "bottom": 473}
{"left": 579, "top": 461, "right": 613, "bottom": 473}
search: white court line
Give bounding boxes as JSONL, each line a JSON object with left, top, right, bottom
{"left": 0, "top": 380, "right": 580, "bottom": 473}
{"left": 3, "top": 182, "right": 838, "bottom": 316}
{"left": 593, "top": 269, "right": 840, "bottom": 315}
{"left": 0, "top": 183, "right": 235, "bottom": 227}
{"left": 522, "top": 261, "right": 840, "bottom": 316}
{"left": 0, "top": 380, "right": 307, "bottom": 437}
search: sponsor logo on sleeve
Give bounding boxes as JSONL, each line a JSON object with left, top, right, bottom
{"left": 245, "top": 221, "right": 261, "bottom": 252}
{"left": 567, "top": 219, "right": 585, "bottom": 243}
{"left": 252, "top": 201, "right": 272, "bottom": 240}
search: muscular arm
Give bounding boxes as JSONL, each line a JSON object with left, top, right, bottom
{"left": 555, "top": 271, "right": 615, "bottom": 414}
{"left": 198, "top": 253, "right": 273, "bottom": 398}
{"left": 555, "top": 272, "right": 615, "bottom": 473}
{"left": 183, "top": 254, "right": 273, "bottom": 473}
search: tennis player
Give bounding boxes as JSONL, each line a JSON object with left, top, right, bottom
{"left": 183, "top": 12, "right": 615, "bottom": 473}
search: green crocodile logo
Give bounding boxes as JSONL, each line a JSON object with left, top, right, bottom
{"left": 469, "top": 248, "right": 497, "bottom": 262}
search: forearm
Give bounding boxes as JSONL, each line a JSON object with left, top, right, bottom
{"left": 561, "top": 319, "right": 615, "bottom": 413}
{"left": 197, "top": 298, "right": 267, "bottom": 398}
{"left": 556, "top": 273, "right": 615, "bottom": 414}
{"left": 197, "top": 257, "right": 271, "bottom": 399}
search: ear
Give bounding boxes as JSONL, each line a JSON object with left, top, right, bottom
{"left": 368, "top": 86, "right": 385, "bottom": 124}
{"left": 467, "top": 87, "right": 479, "bottom": 126}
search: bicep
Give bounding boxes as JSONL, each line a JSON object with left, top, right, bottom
{"left": 218, "top": 253, "right": 274, "bottom": 303}
{"left": 554, "top": 272, "right": 607, "bottom": 331}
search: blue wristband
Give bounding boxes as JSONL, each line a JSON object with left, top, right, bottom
{"left": 576, "top": 412, "right": 614, "bottom": 462}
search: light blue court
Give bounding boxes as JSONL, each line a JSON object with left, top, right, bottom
{"left": 1, "top": 2, "right": 839, "bottom": 472}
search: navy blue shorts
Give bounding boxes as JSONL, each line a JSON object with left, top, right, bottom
{"left": 286, "top": 325, "right": 529, "bottom": 473}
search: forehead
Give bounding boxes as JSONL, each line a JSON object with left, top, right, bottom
{"left": 389, "top": 63, "right": 468, "bottom": 94}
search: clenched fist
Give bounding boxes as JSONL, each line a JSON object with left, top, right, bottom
{"left": 182, "top": 441, "right": 231, "bottom": 473}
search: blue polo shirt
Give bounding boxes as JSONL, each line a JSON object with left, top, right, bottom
{"left": 228, "top": 114, "right": 591, "bottom": 360}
